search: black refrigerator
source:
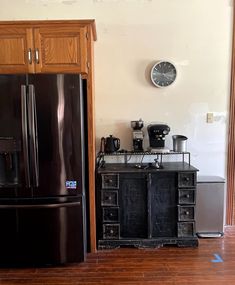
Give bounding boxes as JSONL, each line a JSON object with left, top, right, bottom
{"left": 0, "top": 74, "right": 86, "bottom": 265}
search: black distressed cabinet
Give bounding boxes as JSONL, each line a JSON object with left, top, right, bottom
{"left": 150, "top": 172, "right": 177, "bottom": 238}
{"left": 96, "top": 162, "right": 198, "bottom": 249}
{"left": 119, "top": 173, "right": 148, "bottom": 238}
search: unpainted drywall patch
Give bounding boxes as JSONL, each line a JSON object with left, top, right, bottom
{"left": 62, "top": 0, "right": 77, "bottom": 4}
{"left": 93, "top": 0, "right": 152, "bottom": 2}
{"left": 26, "top": 0, "right": 78, "bottom": 4}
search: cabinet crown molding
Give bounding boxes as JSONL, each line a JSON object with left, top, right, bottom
{"left": 0, "top": 19, "right": 97, "bottom": 41}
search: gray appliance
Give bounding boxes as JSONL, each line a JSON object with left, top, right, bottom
{"left": 196, "top": 176, "right": 225, "bottom": 238}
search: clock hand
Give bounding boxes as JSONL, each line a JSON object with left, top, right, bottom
{"left": 163, "top": 73, "right": 174, "bottom": 79}
{"left": 164, "top": 71, "right": 175, "bottom": 76}
{"left": 162, "top": 74, "right": 172, "bottom": 78}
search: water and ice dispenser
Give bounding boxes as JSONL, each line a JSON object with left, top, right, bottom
{"left": 0, "top": 137, "right": 20, "bottom": 186}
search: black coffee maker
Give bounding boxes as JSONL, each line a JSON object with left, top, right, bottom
{"left": 147, "top": 124, "right": 170, "bottom": 151}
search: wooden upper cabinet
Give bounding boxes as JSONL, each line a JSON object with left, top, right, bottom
{"left": 0, "top": 27, "right": 34, "bottom": 73}
{"left": 0, "top": 20, "right": 96, "bottom": 74}
{"left": 34, "top": 26, "right": 88, "bottom": 73}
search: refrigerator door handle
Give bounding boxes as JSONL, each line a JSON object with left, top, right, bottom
{"left": 28, "top": 84, "right": 39, "bottom": 187}
{"left": 21, "top": 85, "right": 31, "bottom": 188}
{"left": 0, "top": 201, "right": 81, "bottom": 209}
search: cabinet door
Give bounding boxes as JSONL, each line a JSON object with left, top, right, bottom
{"left": 34, "top": 26, "right": 88, "bottom": 73}
{"left": 119, "top": 173, "right": 147, "bottom": 238}
{"left": 150, "top": 172, "right": 177, "bottom": 237}
{"left": 0, "top": 27, "right": 34, "bottom": 74}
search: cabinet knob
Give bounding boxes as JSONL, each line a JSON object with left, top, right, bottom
{"left": 185, "top": 211, "right": 190, "bottom": 215}
{"left": 105, "top": 196, "right": 112, "bottom": 201}
{"left": 186, "top": 194, "right": 190, "bottom": 198}
{"left": 110, "top": 213, "right": 113, "bottom": 217}
{"left": 110, "top": 229, "right": 114, "bottom": 234}
{"left": 184, "top": 177, "right": 190, "bottom": 182}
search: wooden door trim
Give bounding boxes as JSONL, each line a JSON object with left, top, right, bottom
{"left": 86, "top": 25, "right": 96, "bottom": 252}
{"left": 227, "top": 4, "right": 235, "bottom": 225}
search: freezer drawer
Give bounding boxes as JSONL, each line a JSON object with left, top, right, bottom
{"left": 0, "top": 209, "right": 18, "bottom": 264}
{"left": 196, "top": 176, "right": 225, "bottom": 237}
{"left": 0, "top": 197, "right": 85, "bottom": 265}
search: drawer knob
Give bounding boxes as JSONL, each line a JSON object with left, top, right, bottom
{"left": 185, "top": 211, "right": 190, "bottom": 215}
{"left": 105, "top": 196, "right": 112, "bottom": 200}
{"left": 186, "top": 194, "right": 190, "bottom": 198}
{"left": 110, "top": 213, "right": 113, "bottom": 217}
{"left": 184, "top": 177, "right": 190, "bottom": 182}
{"left": 110, "top": 229, "right": 114, "bottom": 234}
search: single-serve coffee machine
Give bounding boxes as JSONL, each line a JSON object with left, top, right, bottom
{"left": 147, "top": 123, "right": 170, "bottom": 152}
{"left": 131, "top": 119, "right": 144, "bottom": 152}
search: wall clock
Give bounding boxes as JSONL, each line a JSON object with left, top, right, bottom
{"left": 150, "top": 61, "right": 177, "bottom": 88}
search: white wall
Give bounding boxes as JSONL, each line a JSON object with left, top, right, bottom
{"left": 0, "top": 0, "right": 233, "bottom": 177}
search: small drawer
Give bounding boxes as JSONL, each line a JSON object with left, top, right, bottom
{"left": 178, "top": 206, "right": 195, "bottom": 221}
{"left": 177, "top": 222, "right": 195, "bottom": 237}
{"left": 101, "top": 190, "right": 118, "bottom": 206}
{"left": 178, "top": 172, "right": 196, "bottom": 188}
{"left": 102, "top": 207, "right": 119, "bottom": 222}
{"left": 178, "top": 189, "right": 195, "bottom": 204}
{"left": 103, "top": 224, "right": 120, "bottom": 239}
{"left": 102, "top": 174, "right": 119, "bottom": 189}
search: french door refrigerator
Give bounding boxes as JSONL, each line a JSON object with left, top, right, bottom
{"left": 0, "top": 74, "right": 86, "bottom": 265}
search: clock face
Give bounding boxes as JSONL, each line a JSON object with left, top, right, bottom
{"left": 151, "top": 61, "right": 177, "bottom": 88}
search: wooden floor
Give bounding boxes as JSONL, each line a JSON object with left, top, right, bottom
{"left": 1, "top": 227, "right": 235, "bottom": 285}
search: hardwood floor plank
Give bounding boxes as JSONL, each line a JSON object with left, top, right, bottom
{"left": 0, "top": 226, "right": 235, "bottom": 284}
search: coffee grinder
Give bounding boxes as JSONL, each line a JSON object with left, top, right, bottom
{"left": 147, "top": 123, "right": 170, "bottom": 152}
{"left": 131, "top": 119, "right": 144, "bottom": 152}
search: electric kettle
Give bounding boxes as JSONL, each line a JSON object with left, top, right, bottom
{"left": 100, "top": 135, "right": 120, "bottom": 153}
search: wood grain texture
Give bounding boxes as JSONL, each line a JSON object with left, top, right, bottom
{"left": 0, "top": 27, "right": 34, "bottom": 73}
{"left": 0, "top": 226, "right": 234, "bottom": 285}
{"left": 34, "top": 26, "right": 88, "bottom": 73}
{"left": 0, "top": 20, "right": 97, "bottom": 40}
{"left": 0, "top": 20, "right": 96, "bottom": 74}
{"left": 86, "top": 25, "right": 97, "bottom": 252}
{"left": 227, "top": 3, "right": 235, "bottom": 225}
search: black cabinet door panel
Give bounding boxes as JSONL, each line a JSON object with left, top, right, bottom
{"left": 150, "top": 172, "right": 177, "bottom": 237}
{"left": 119, "top": 173, "right": 147, "bottom": 238}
